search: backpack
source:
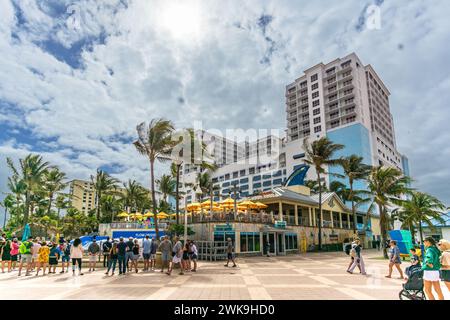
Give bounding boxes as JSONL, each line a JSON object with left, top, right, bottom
{"left": 350, "top": 247, "right": 357, "bottom": 258}
{"left": 64, "top": 243, "right": 71, "bottom": 256}
{"left": 344, "top": 243, "right": 352, "bottom": 255}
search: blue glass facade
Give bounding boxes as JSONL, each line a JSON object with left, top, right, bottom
{"left": 327, "top": 123, "right": 372, "bottom": 211}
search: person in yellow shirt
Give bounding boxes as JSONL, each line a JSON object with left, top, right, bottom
{"left": 36, "top": 241, "right": 50, "bottom": 276}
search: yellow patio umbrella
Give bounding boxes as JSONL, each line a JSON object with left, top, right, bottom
{"left": 239, "top": 200, "right": 258, "bottom": 209}
{"left": 117, "top": 212, "right": 129, "bottom": 218}
{"left": 186, "top": 202, "right": 201, "bottom": 211}
{"left": 221, "top": 198, "right": 235, "bottom": 205}
{"left": 157, "top": 212, "right": 169, "bottom": 219}
{"left": 255, "top": 202, "right": 268, "bottom": 209}
{"left": 201, "top": 199, "right": 219, "bottom": 207}
{"left": 143, "top": 212, "right": 154, "bottom": 217}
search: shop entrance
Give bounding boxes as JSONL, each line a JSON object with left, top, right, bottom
{"left": 262, "top": 231, "right": 285, "bottom": 256}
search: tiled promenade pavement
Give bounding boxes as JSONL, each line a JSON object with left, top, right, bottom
{"left": 1, "top": 249, "right": 448, "bottom": 300}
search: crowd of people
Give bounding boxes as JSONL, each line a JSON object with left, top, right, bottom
{"left": 0, "top": 233, "right": 200, "bottom": 277}
{"left": 345, "top": 236, "right": 450, "bottom": 300}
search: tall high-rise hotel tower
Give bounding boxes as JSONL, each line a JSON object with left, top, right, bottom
{"left": 285, "top": 53, "right": 409, "bottom": 188}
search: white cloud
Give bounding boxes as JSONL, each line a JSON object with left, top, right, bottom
{"left": 0, "top": 0, "right": 449, "bottom": 205}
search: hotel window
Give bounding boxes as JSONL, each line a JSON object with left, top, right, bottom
{"left": 262, "top": 174, "right": 271, "bottom": 179}
{"left": 240, "top": 232, "right": 260, "bottom": 252}
{"left": 249, "top": 167, "right": 255, "bottom": 174}
{"left": 300, "top": 81, "right": 307, "bottom": 88}
{"left": 314, "top": 126, "right": 321, "bottom": 133}
{"left": 311, "top": 83, "right": 318, "bottom": 90}
{"left": 253, "top": 183, "right": 261, "bottom": 189}
{"left": 312, "top": 100, "right": 320, "bottom": 107}
{"left": 310, "top": 74, "right": 318, "bottom": 82}
{"left": 312, "top": 91, "right": 319, "bottom": 99}
{"left": 233, "top": 171, "right": 238, "bottom": 178}
{"left": 253, "top": 175, "right": 261, "bottom": 181}
{"left": 224, "top": 174, "right": 230, "bottom": 180}
{"left": 240, "top": 178, "right": 249, "bottom": 184}
{"left": 263, "top": 180, "right": 272, "bottom": 187}
{"left": 273, "top": 178, "right": 283, "bottom": 186}
{"left": 313, "top": 117, "right": 321, "bottom": 124}
{"left": 241, "top": 185, "right": 249, "bottom": 190}
{"left": 313, "top": 108, "right": 320, "bottom": 116}
{"left": 240, "top": 170, "right": 246, "bottom": 176}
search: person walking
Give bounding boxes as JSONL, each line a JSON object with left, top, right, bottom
{"left": 158, "top": 236, "right": 172, "bottom": 273}
{"left": 167, "top": 236, "right": 183, "bottom": 276}
{"left": 87, "top": 238, "right": 100, "bottom": 272}
{"left": 385, "top": 240, "right": 404, "bottom": 279}
{"left": 48, "top": 242, "right": 60, "bottom": 274}
{"left": 142, "top": 235, "right": 151, "bottom": 272}
{"left": 18, "top": 236, "right": 33, "bottom": 276}
{"left": 347, "top": 239, "right": 366, "bottom": 275}
{"left": 10, "top": 238, "right": 19, "bottom": 270}
{"left": 117, "top": 237, "right": 127, "bottom": 275}
{"left": 182, "top": 241, "right": 190, "bottom": 272}
{"left": 189, "top": 240, "right": 198, "bottom": 272}
{"left": 438, "top": 239, "right": 450, "bottom": 291}
{"left": 150, "top": 236, "right": 158, "bottom": 271}
{"left": 131, "top": 239, "right": 140, "bottom": 273}
{"left": 105, "top": 242, "right": 119, "bottom": 276}
{"left": 36, "top": 241, "right": 50, "bottom": 276}
{"left": 0, "top": 237, "right": 11, "bottom": 273}
{"left": 224, "top": 238, "right": 237, "bottom": 267}
{"left": 422, "top": 237, "right": 444, "bottom": 300}
{"left": 31, "top": 237, "right": 41, "bottom": 271}
{"left": 102, "top": 237, "right": 112, "bottom": 268}
{"left": 125, "top": 237, "right": 134, "bottom": 273}
{"left": 70, "top": 238, "right": 84, "bottom": 276}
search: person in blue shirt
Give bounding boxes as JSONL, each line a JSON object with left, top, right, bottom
{"left": 385, "top": 240, "right": 405, "bottom": 279}
{"left": 49, "top": 242, "right": 61, "bottom": 274}
{"left": 150, "top": 237, "right": 158, "bottom": 271}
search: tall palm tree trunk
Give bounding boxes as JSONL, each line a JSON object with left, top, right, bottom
{"left": 24, "top": 191, "right": 30, "bottom": 226}
{"left": 3, "top": 208, "right": 7, "bottom": 228}
{"left": 350, "top": 180, "right": 356, "bottom": 234}
{"left": 96, "top": 192, "right": 101, "bottom": 220}
{"left": 418, "top": 221, "right": 424, "bottom": 244}
{"left": 150, "top": 160, "right": 159, "bottom": 239}
{"left": 317, "top": 172, "right": 322, "bottom": 251}
{"left": 47, "top": 193, "right": 54, "bottom": 216}
{"left": 379, "top": 203, "right": 388, "bottom": 259}
{"left": 175, "top": 164, "right": 181, "bottom": 224}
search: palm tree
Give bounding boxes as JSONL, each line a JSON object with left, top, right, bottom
{"left": 90, "top": 169, "right": 119, "bottom": 220}
{"left": 395, "top": 191, "right": 447, "bottom": 244}
{"left": 303, "top": 137, "right": 344, "bottom": 250}
{"left": 133, "top": 119, "right": 179, "bottom": 238}
{"left": 171, "top": 128, "right": 215, "bottom": 224}
{"left": 120, "top": 180, "right": 147, "bottom": 213}
{"left": 42, "top": 167, "right": 67, "bottom": 216}
{"left": 339, "top": 155, "right": 371, "bottom": 234}
{"left": 2, "top": 195, "right": 15, "bottom": 228}
{"left": 55, "top": 194, "right": 71, "bottom": 218}
{"left": 366, "top": 166, "right": 411, "bottom": 258}
{"left": 7, "top": 154, "right": 49, "bottom": 226}
{"left": 7, "top": 175, "right": 26, "bottom": 219}
{"left": 304, "top": 179, "right": 327, "bottom": 194}
{"left": 101, "top": 195, "right": 123, "bottom": 223}
{"left": 157, "top": 174, "right": 176, "bottom": 203}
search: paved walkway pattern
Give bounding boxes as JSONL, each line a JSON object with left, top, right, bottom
{"left": 1, "top": 250, "right": 449, "bottom": 300}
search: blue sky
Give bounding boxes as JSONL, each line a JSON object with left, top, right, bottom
{"left": 1, "top": 0, "right": 450, "bottom": 212}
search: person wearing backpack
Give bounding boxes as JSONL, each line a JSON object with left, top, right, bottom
{"left": 102, "top": 237, "right": 112, "bottom": 268}
{"left": 60, "top": 239, "right": 71, "bottom": 273}
{"left": 18, "top": 236, "right": 33, "bottom": 276}
{"left": 347, "top": 239, "right": 366, "bottom": 275}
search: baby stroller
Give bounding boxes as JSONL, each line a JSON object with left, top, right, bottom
{"left": 399, "top": 265, "right": 425, "bottom": 300}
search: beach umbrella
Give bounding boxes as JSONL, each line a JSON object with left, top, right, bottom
{"left": 201, "top": 199, "right": 218, "bottom": 207}
{"left": 22, "top": 224, "right": 31, "bottom": 241}
{"left": 186, "top": 202, "right": 201, "bottom": 211}
{"left": 239, "top": 200, "right": 258, "bottom": 209}
{"left": 157, "top": 212, "right": 169, "bottom": 219}
{"left": 143, "top": 212, "right": 154, "bottom": 217}
{"left": 221, "top": 198, "right": 235, "bottom": 205}
{"left": 117, "top": 212, "right": 129, "bottom": 218}
{"left": 255, "top": 202, "right": 268, "bottom": 209}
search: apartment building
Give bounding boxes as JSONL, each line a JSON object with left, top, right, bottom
{"left": 285, "top": 52, "right": 405, "bottom": 171}
{"left": 69, "top": 179, "right": 96, "bottom": 214}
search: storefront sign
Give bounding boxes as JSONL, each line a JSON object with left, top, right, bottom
{"left": 274, "top": 221, "right": 287, "bottom": 229}
{"left": 111, "top": 230, "right": 165, "bottom": 239}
